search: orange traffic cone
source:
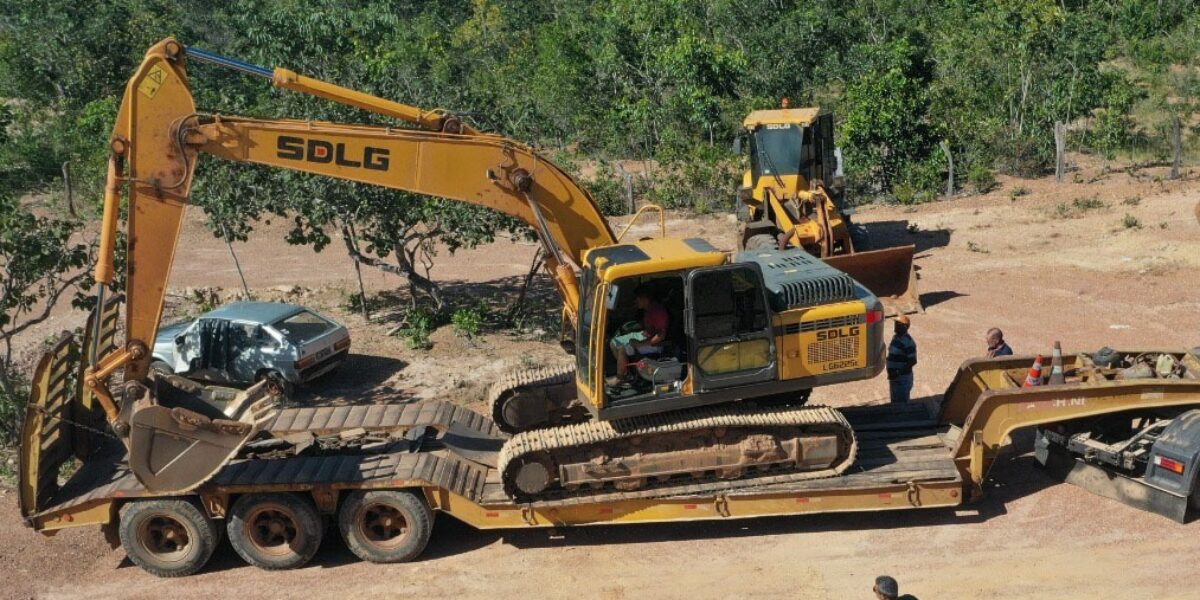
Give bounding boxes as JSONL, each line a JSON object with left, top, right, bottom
{"left": 1049, "top": 341, "right": 1066, "bottom": 385}
{"left": 1023, "top": 355, "right": 1045, "bottom": 387}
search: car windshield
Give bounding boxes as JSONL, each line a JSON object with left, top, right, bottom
{"left": 273, "top": 310, "right": 334, "bottom": 344}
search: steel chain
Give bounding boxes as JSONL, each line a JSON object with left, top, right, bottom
{"left": 25, "top": 404, "right": 123, "bottom": 442}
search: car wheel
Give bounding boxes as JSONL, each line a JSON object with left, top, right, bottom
{"left": 257, "top": 370, "right": 294, "bottom": 399}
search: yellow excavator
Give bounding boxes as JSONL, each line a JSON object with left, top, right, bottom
{"left": 734, "top": 105, "right": 921, "bottom": 315}
{"left": 74, "top": 39, "right": 891, "bottom": 502}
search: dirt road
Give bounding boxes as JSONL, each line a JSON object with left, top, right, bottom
{"left": 4, "top": 159, "right": 1199, "bottom": 599}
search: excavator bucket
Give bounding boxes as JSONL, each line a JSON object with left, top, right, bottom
{"left": 128, "top": 377, "right": 277, "bottom": 494}
{"left": 823, "top": 244, "right": 921, "bottom": 316}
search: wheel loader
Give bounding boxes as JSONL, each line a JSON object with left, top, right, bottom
{"left": 733, "top": 105, "right": 921, "bottom": 315}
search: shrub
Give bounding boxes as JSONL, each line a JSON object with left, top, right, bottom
{"left": 584, "top": 162, "right": 631, "bottom": 216}
{"left": 0, "top": 364, "right": 28, "bottom": 447}
{"left": 1072, "top": 196, "right": 1106, "bottom": 211}
{"left": 451, "top": 306, "right": 483, "bottom": 339}
{"left": 399, "top": 306, "right": 440, "bottom": 350}
{"left": 1121, "top": 214, "right": 1142, "bottom": 229}
{"left": 967, "top": 164, "right": 997, "bottom": 193}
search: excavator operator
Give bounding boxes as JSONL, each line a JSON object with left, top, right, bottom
{"left": 607, "top": 286, "right": 670, "bottom": 386}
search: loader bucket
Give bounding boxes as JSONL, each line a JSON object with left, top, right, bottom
{"left": 127, "top": 378, "right": 276, "bottom": 494}
{"left": 823, "top": 244, "right": 921, "bottom": 316}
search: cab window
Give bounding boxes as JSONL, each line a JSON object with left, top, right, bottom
{"left": 690, "top": 266, "right": 771, "bottom": 377}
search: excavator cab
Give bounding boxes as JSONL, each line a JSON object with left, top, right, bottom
{"left": 574, "top": 238, "right": 885, "bottom": 422}
{"left": 735, "top": 107, "right": 921, "bottom": 316}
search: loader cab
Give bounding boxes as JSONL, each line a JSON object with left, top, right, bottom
{"left": 739, "top": 108, "right": 841, "bottom": 208}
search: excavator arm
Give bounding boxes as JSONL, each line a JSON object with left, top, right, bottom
{"left": 83, "top": 38, "right": 614, "bottom": 487}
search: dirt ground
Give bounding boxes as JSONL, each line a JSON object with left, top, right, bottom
{"left": 3, "top": 156, "right": 1200, "bottom": 599}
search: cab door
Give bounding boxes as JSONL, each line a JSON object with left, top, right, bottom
{"left": 686, "top": 263, "right": 776, "bottom": 391}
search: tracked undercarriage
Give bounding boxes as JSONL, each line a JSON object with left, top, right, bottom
{"left": 498, "top": 403, "right": 857, "bottom": 500}
{"left": 487, "top": 364, "right": 584, "bottom": 434}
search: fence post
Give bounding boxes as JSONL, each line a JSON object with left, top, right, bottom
{"left": 617, "top": 164, "right": 634, "bottom": 214}
{"left": 62, "top": 161, "right": 76, "bottom": 218}
{"left": 1171, "top": 115, "right": 1182, "bottom": 180}
{"left": 940, "top": 140, "right": 953, "bottom": 197}
{"left": 1054, "top": 121, "right": 1066, "bottom": 183}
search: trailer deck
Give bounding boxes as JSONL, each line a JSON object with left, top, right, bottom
{"left": 20, "top": 332, "right": 1200, "bottom": 574}
{"left": 28, "top": 401, "right": 963, "bottom": 533}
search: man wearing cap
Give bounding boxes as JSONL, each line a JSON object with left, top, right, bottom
{"left": 873, "top": 575, "right": 917, "bottom": 600}
{"left": 986, "top": 327, "right": 1013, "bottom": 358}
{"left": 886, "top": 316, "right": 917, "bottom": 403}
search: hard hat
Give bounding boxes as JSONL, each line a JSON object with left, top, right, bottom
{"left": 895, "top": 315, "right": 911, "bottom": 326}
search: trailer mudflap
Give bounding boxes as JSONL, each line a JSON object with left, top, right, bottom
{"left": 1037, "top": 438, "right": 1189, "bottom": 523}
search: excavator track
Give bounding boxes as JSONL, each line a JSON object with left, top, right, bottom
{"left": 498, "top": 404, "right": 856, "bottom": 502}
{"left": 488, "top": 363, "right": 584, "bottom": 434}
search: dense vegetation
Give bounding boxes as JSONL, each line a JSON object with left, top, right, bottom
{"left": 0, "top": 1, "right": 1197, "bottom": 435}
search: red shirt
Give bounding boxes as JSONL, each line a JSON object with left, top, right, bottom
{"left": 642, "top": 305, "right": 669, "bottom": 340}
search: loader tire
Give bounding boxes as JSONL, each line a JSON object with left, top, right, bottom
{"left": 119, "top": 499, "right": 219, "bottom": 578}
{"left": 227, "top": 493, "right": 324, "bottom": 570}
{"left": 745, "top": 233, "right": 779, "bottom": 251}
{"left": 849, "top": 223, "right": 871, "bottom": 251}
{"left": 338, "top": 490, "right": 432, "bottom": 564}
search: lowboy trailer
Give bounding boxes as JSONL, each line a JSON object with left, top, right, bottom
{"left": 20, "top": 307, "right": 1200, "bottom": 576}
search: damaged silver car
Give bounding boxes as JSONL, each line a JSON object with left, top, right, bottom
{"left": 152, "top": 301, "right": 350, "bottom": 396}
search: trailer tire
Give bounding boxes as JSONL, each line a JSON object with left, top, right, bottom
{"left": 227, "top": 493, "right": 324, "bottom": 570}
{"left": 338, "top": 490, "right": 432, "bottom": 564}
{"left": 119, "top": 499, "right": 219, "bottom": 578}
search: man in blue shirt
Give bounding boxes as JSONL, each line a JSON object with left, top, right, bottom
{"left": 887, "top": 316, "right": 917, "bottom": 403}
{"left": 986, "top": 327, "right": 1013, "bottom": 358}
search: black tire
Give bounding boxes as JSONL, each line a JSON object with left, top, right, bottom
{"left": 849, "top": 222, "right": 871, "bottom": 251}
{"left": 149, "top": 360, "right": 174, "bottom": 376}
{"left": 227, "top": 493, "right": 324, "bottom": 570}
{"left": 338, "top": 490, "right": 433, "bottom": 564}
{"left": 118, "top": 499, "right": 219, "bottom": 578}
{"left": 744, "top": 233, "right": 779, "bottom": 251}
{"left": 256, "top": 369, "right": 295, "bottom": 399}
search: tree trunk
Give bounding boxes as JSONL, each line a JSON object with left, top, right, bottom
{"left": 336, "top": 223, "right": 443, "bottom": 308}
{"left": 62, "top": 161, "right": 76, "bottom": 218}
{"left": 1170, "top": 115, "right": 1182, "bottom": 180}
{"left": 1054, "top": 121, "right": 1066, "bottom": 183}
{"left": 940, "top": 140, "right": 954, "bottom": 197}
{"left": 225, "top": 234, "right": 252, "bottom": 300}
{"left": 344, "top": 221, "right": 371, "bottom": 321}
{"left": 510, "top": 248, "right": 545, "bottom": 315}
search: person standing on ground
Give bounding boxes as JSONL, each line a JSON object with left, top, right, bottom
{"left": 887, "top": 316, "right": 917, "bottom": 403}
{"left": 986, "top": 327, "right": 1013, "bottom": 358}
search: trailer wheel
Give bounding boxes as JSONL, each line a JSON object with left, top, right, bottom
{"left": 119, "top": 499, "right": 219, "bottom": 578}
{"left": 227, "top": 493, "right": 324, "bottom": 570}
{"left": 338, "top": 490, "right": 432, "bottom": 563}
